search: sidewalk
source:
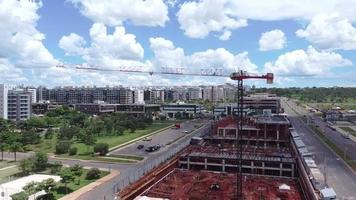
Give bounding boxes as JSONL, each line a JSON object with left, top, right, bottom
{"left": 59, "top": 170, "right": 120, "bottom": 200}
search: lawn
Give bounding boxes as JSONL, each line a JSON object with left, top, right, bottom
{"left": 0, "top": 161, "right": 20, "bottom": 184}
{"left": 72, "top": 122, "right": 172, "bottom": 155}
{"left": 339, "top": 126, "right": 356, "bottom": 137}
{"left": 24, "top": 133, "right": 58, "bottom": 154}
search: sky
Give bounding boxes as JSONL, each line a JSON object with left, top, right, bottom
{"left": 1, "top": 0, "right": 356, "bottom": 88}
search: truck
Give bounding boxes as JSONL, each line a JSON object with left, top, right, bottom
{"left": 172, "top": 123, "right": 181, "bottom": 129}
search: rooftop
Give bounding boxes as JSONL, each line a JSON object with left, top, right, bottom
{"left": 139, "top": 169, "right": 302, "bottom": 200}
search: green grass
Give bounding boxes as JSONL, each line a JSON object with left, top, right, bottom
{"left": 310, "top": 125, "right": 356, "bottom": 171}
{"left": 107, "top": 154, "right": 144, "bottom": 161}
{"left": 339, "top": 126, "right": 356, "bottom": 137}
{"left": 72, "top": 122, "right": 172, "bottom": 155}
{"left": 25, "top": 122, "right": 172, "bottom": 156}
{"left": 56, "top": 154, "right": 138, "bottom": 163}
{"left": 0, "top": 161, "right": 20, "bottom": 184}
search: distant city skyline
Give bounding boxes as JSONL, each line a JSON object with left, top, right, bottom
{"left": 1, "top": 0, "right": 356, "bottom": 87}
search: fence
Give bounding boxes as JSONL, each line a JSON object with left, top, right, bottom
{"left": 78, "top": 121, "right": 213, "bottom": 200}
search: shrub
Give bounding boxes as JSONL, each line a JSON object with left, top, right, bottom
{"left": 93, "top": 143, "right": 109, "bottom": 156}
{"left": 70, "top": 164, "right": 83, "bottom": 177}
{"left": 68, "top": 147, "right": 77, "bottom": 155}
{"left": 55, "top": 140, "right": 71, "bottom": 154}
{"left": 50, "top": 161, "right": 62, "bottom": 174}
{"left": 11, "top": 192, "right": 28, "bottom": 200}
{"left": 33, "top": 152, "right": 48, "bottom": 171}
{"left": 86, "top": 168, "right": 101, "bottom": 180}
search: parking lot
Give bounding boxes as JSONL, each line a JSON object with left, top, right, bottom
{"left": 109, "top": 119, "right": 206, "bottom": 157}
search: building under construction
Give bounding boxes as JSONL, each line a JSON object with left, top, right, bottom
{"left": 118, "top": 97, "right": 320, "bottom": 200}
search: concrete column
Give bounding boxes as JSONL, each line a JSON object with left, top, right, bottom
{"left": 204, "top": 158, "right": 208, "bottom": 170}
{"left": 223, "top": 129, "right": 226, "bottom": 137}
{"left": 277, "top": 130, "right": 280, "bottom": 140}
{"left": 280, "top": 163, "right": 283, "bottom": 176}
{"left": 187, "top": 157, "right": 190, "bottom": 169}
{"left": 264, "top": 142, "right": 267, "bottom": 149}
{"left": 251, "top": 161, "right": 254, "bottom": 174}
{"left": 264, "top": 124, "right": 267, "bottom": 138}
{"left": 291, "top": 164, "right": 295, "bottom": 177}
{"left": 222, "top": 159, "right": 225, "bottom": 172}
{"left": 262, "top": 162, "right": 265, "bottom": 175}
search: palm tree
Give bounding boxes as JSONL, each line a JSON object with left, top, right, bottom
{"left": 10, "top": 142, "right": 22, "bottom": 161}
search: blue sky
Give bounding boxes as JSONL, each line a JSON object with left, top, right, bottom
{"left": 1, "top": 0, "right": 356, "bottom": 87}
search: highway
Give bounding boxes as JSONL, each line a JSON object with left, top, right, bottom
{"left": 282, "top": 98, "right": 356, "bottom": 199}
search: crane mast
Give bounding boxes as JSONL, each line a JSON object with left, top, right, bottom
{"left": 231, "top": 70, "right": 273, "bottom": 199}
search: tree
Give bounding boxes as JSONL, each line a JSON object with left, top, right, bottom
{"left": 23, "top": 181, "right": 41, "bottom": 199}
{"left": 59, "top": 168, "right": 75, "bottom": 194}
{"left": 10, "top": 142, "right": 22, "bottom": 161}
{"left": 86, "top": 168, "right": 101, "bottom": 180}
{"left": 0, "top": 140, "right": 7, "bottom": 161}
{"left": 19, "top": 157, "right": 34, "bottom": 175}
{"left": 77, "top": 129, "right": 96, "bottom": 153}
{"left": 20, "top": 129, "right": 41, "bottom": 145}
{"left": 94, "top": 143, "right": 109, "bottom": 156}
{"left": 38, "top": 178, "right": 57, "bottom": 200}
{"left": 33, "top": 152, "right": 48, "bottom": 171}
{"left": 50, "top": 161, "right": 62, "bottom": 174}
{"left": 68, "top": 147, "right": 77, "bottom": 155}
{"left": 55, "top": 140, "right": 71, "bottom": 154}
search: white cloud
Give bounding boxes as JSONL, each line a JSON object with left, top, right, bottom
{"left": 59, "top": 23, "right": 146, "bottom": 69}
{"left": 0, "top": 0, "right": 58, "bottom": 68}
{"left": 176, "top": 0, "right": 356, "bottom": 39}
{"left": 177, "top": 0, "right": 247, "bottom": 39}
{"left": 259, "top": 29, "right": 286, "bottom": 51}
{"left": 150, "top": 37, "right": 258, "bottom": 73}
{"left": 296, "top": 14, "right": 356, "bottom": 50}
{"left": 59, "top": 33, "right": 87, "bottom": 56}
{"left": 264, "top": 46, "right": 352, "bottom": 76}
{"left": 0, "top": 58, "right": 27, "bottom": 83}
{"left": 69, "top": 0, "right": 169, "bottom": 27}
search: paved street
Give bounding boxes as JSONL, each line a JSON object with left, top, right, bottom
{"left": 287, "top": 99, "right": 356, "bottom": 160}
{"left": 282, "top": 99, "right": 356, "bottom": 199}
{"left": 110, "top": 120, "right": 203, "bottom": 157}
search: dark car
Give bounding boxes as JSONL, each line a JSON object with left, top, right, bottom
{"left": 137, "top": 144, "right": 144, "bottom": 149}
{"left": 145, "top": 145, "right": 161, "bottom": 152}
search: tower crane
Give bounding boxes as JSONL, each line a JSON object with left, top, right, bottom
{"left": 57, "top": 64, "right": 273, "bottom": 198}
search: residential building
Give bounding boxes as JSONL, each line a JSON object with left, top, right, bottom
{"left": 7, "top": 89, "right": 32, "bottom": 121}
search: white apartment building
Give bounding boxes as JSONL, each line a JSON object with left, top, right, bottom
{"left": 0, "top": 84, "right": 15, "bottom": 119}
{"left": 7, "top": 89, "right": 32, "bottom": 121}
{"left": 25, "top": 88, "right": 37, "bottom": 103}
{"left": 134, "top": 89, "right": 145, "bottom": 104}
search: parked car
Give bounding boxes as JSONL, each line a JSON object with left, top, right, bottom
{"left": 182, "top": 131, "right": 189, "bottom": 134}
{"left": 137, "top": 144, "right": 144, "bottom": 149}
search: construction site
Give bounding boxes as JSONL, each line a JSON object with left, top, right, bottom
{"left": 118, "top": 97, "right": 321, "bottom": 200}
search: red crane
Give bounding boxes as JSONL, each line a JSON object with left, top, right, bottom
{"left": 57, "top": 64, "right": 273, "bottom": 198}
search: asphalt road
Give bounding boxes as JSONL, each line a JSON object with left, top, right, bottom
{"left": 110, "top": 120, "right": 201, "bottom": 157}
{"left": 282, "top": 98, "right": 356, "bottom": 199}
{"left": 287, "top": 99, "right": 356, "bottom": 160}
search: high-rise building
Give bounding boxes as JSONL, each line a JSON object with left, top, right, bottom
{"left": 133, "top": 89, "right": 145, "bottom": 104}
{"left": 25, "top": 88, "right": 37, "bottom": 103}
{"left": 0, "top": 84, "right": 10, "bottom": 119}
{"left": 119, "top": 88, "right": 133, "bottom": 104}
{"left": 7, "top": 89, "right": 32, "bottom": 121}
